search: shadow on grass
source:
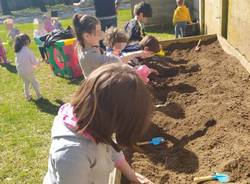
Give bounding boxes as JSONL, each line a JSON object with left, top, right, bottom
{"left": 0, "top": 63, "right": 17, "bottom": 73}
{"left": 34, "top": 98, "right": 65, "bottom": 115}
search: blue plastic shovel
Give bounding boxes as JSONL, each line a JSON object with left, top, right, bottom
{"left": 194, "top": 172, "right": 230, "bottom": 183}
{"left": 137, "top": 137, "right": 166, "bottom": 146}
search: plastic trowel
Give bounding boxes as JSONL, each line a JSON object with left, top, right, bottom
{"left": 194, "top": 172, "right": 230, "bottom": 183}
{"left": 137, "top": 137, "right": 166, "bottom": 146}
{"left": 195, "top": 39, "right": 202, "bottom": 51}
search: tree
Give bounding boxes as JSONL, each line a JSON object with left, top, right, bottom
{"left": 0, "top": 0, "right": 12, "bottom": 15}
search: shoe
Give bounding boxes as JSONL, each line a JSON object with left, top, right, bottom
{"left": 26, "top": 96, "right": 32, "bottom": 101}
{"left": 37, "top": 95, "right": 43, "bottom": 101}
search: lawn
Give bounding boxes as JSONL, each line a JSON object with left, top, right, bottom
{"left": 0, "top": 9, "right": 174, "bottom": 184}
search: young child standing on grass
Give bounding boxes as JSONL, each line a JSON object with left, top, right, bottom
{"left": 43, "top": 63, "right": 153, "bottom": 184}
{"left": 42, "top": 15, "right": 55, "bottom": 33}
{"left": 0, "top": 38, "right": 8, "bottom": 64}
{"left": 51, "top": 17, "right": 64, "bottom": 31}
{"left": 73, "top": 14, "right": 152, "bottom": 78}
{"left": 124, "top": 2, "right": 152, "bottom": 43}
{"left": 33, "top": 18, "right": 49, "bottom": 63}
{"left": 15, "top": 34, "right": 42, "bottom": 101}
{"left": 173, "top": 0, "right": 192, "bottom": 38}
{"left": 3, "top": 18, "right": 20, "bottom": 45}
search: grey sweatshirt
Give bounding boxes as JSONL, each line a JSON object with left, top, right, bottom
{"left": 43, "top": 103, "right": 125, "bottom": 184}
{"left": 78, "top": 47, "right": 121, "bottom": 78}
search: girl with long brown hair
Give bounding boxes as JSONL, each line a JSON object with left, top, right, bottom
{"left": 44, "top": 63, "right": 154, "bottom": 184}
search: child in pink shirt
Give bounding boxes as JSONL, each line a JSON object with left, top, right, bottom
{"left": 0, "top": 38, "right": 8, "bottom": 64}
{"left": 42, "top": 15, "right": 55, "bottom": 33}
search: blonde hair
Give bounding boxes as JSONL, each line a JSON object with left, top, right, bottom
{"left": 103, "top": 27, "right": 128, "bottom": 48}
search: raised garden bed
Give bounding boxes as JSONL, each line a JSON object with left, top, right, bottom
{"left": 110, "top": 35, "right": 250, "bottom": 184}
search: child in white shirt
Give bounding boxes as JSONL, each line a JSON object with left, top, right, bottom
{"left": 15, "top": 34, "right": 42, "bottom": 101}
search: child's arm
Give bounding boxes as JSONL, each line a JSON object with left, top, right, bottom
{"left": 116, "top": 159, "right": 153, "bottom": 184}
{"left": 28, "top": 49, "right": 40, "bottom": 67}
{"left": 121, "top": 50, "right": 153, "bottom": 63}
{"left": 173, "top": 9, "right": 178, "bottom": 25}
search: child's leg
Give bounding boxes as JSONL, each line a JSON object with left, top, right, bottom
{"left": 180, "top": 22, "right": 187, "bottom": 37}
{"left": 0, "top": 46, "right": 7, "bottom": 63}
{"left": 44, "top": 48, "right": 48, "bottom": 60}
{"left": 39, "top": 47, "right": 46, "bottom": 60}
{"left": 175, "top": 23, "right": 182, "bottom": 38}
{"left": 30, "top": 73, "right": 41, "bottom": 98}
{"left": 175, "top": 24, "right": 179, "bottom": 38}
{"left": 19, "top": 74, "right": 32, "bottom": 99}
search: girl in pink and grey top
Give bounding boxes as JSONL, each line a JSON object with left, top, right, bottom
{"left": 43, "top": 63, "right": 154, "bottom": 184}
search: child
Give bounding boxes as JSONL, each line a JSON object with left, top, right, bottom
{"left": 51, "top": 17, "right": 64, "bottom": 31}
{"left": 103, "top": 27, "right": 129, "bottom": 57}
{"left": 15, "top": 34, "right": 42, "bottom": 101}
{"left": 0, "top": 38, "right": 8, "bottom": 64}
{"left": 173, "top": 0, "right": 192, "bottom": 38}
{"left": 123, "top": 35, "right": 161, "bottom": 54}
{"left": 42, "top": 15, "right": 55, "bottom": 33}
{"left": 43, "top": 63, "right": 153, "bottom": 184}
{"left": 73, "top": 14, "right": 152, "bottom": 78}
{"left": 33, "top": 18, "right": 48, "bottom": 63}
{"left": 124, "top": 2, "right": 152, "bottom": 43}
{"left": 3, "top": 18, "right": 20, "bottom": 45}
{"left": 104, "top": 27, "right": 159, "bottom": 83}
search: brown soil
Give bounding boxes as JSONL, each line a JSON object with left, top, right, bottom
{"left": 122, "top": 39, "right": 250, "bottom": 184}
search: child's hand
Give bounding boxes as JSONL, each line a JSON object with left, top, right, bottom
{"left": 150, "top": 68, "right": 159, "bottom": 75}
{"left": 132, "top": 173, "right": 154, "bottom": 184}
{"left": 33, "top": 65, "right": 38, "bottom": 69}
{"left": 140, "top": 50, "right": 153, "bottom": 59}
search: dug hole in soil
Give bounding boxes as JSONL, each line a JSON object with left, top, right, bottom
{"left": 121, "top": 38, "right": 250, "bottom": 184}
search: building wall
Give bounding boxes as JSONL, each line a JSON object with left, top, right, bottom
{"left": 202, "top": 0, "right": 250, "bottom": 61}
{"left": 131, "top": 0, "right": 199, "bottom": 28}
{"left": 227, "top": 0, "right": 250, "bottom": 61}
{"left": 203, "top": 0, "right": 223, "bottom": 35}
{"left": 191, "top": 0, "right": 199, "bottom": 19}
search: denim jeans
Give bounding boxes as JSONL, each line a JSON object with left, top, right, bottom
{"left": 175, "top": 22, "right": 187, "bottom": 38}
{"left": 100, "top": 17, "right": 117, "bottom": 31}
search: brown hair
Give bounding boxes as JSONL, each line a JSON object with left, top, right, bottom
{"left": 72, "top": 13, "right": 100, "bottom": 49}
{"left": 103, "top": 27, "right": 128, "bottom": 48}
{"left": 71, "top": 63, "right": 152, "bottom": 151}
{"left": 134, "top": 2, "right": 152, "bottom": 17}
{"left": 14, "top": 34, "right": 31, "bottom": 53}
{"left": 176, "top": 0, "right": 185, "bottom": 6}
{"left": 139, "top": 35, "right": 160, "bottom": 53}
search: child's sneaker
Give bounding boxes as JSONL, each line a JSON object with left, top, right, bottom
{"left": 26, "top": 95, "right": 32, "bottom": 101}
{"left": 37, "top": 95, "right": 43, "bottom": 101}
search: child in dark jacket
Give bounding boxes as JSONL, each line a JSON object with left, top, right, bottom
{"left": 124, "top": 2, "right": 152, "bottom": 43}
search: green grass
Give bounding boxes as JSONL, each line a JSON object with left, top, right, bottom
{"left": 0, "top": 9, "right": 173, "bottom": 184}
